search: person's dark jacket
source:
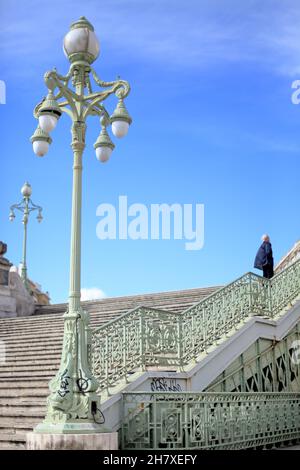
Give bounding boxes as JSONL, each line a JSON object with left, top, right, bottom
{"left": 254, "top": 241, "right": 274, "bottom": 270}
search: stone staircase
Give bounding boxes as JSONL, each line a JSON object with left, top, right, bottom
{"left": 0, "top": 286, "right": 218, "bottom": 449}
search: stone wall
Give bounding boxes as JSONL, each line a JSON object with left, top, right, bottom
{"left": 0, "top": 244, "right": 35, "bottom": 317}
{"left": 275, "top": 240, "right": 300, "bottom": 273}
{"left": 0, "top": 264, "right": 35, "bottom": 318}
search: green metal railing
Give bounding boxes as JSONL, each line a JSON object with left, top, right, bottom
{"left": 205, "top": 322, "right": 300, "bottom": 393}
{"left": 91, "top": 259, "right": 300, "bottom": 393}
{"left": 121, "top": 391, "right": 300, "bottom": 449}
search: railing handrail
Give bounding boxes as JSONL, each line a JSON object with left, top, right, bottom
{"left": 92, "top": 304, "right": 182, "bottom": 334}
{"left": 92, "top": 258, "right": 300, "bottom": 335}
{"left": 271, "top": 257, "right": 300, "bottom": 280}
{"left": 122, "top": 389, "right": 300, "bottom": 450}
{"left": 123, "top": 390, "right": 300, "bottom": 396}
{"left": 92, "top": 271, "right": 263, "bottom": 335}
{"left": 182, "top": 270, "right": 264, "bottom": 316}
{"left": 91, "top": 257, "right": 300, "bottom": 392}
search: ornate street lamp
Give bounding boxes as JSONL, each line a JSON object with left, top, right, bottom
{"left": 31, "top": 17, "right": 132, "bottom": 434}
{"left": 9, "top": 182, "right": 43, "bottom": 290}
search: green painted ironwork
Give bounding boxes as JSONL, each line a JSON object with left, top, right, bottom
{"left": 206, "top": 321, "right": 300, "bottom": 393}
{"left": 31, "top": 17, "right": 132, "bottom": 434}
{"left": 92, "top": 307, "right": 181, "bottom": 394}
{"left": 91, "top": 259, "right": 300, "bottom": 394}
{"left": 9, "top": 182, "right": 43, "bottom": 291}
{"left": 121, "top": 391, "right": 300, "bottom": 449}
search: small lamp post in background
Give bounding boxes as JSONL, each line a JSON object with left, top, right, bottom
{"left": 9, "top": 182, "right": 43, "bottom": 291}
{"left": 30, "top": 17, "right": 132, "bottom": 434}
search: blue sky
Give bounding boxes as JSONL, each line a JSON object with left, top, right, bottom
{"left": 1, "top": 0, "right": 300, "bottom": 303}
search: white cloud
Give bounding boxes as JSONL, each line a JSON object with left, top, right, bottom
{"left": 81, "top": 287, "right": 107, "bottom": 301}
{"left": 2, "top": 0, "right": 300, "bottom": 77}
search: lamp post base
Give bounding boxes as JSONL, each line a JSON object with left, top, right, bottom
{"left": 26, "top": 431, "right": 118, "bottom": 450}
{"left": 32, "top": 421, "right": 108, "bottom": 434}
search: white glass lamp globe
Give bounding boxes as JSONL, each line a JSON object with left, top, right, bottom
{"left": 95, "top": 146, "right": 113, "bottom": 163}
{"left": 33, "top": 141, "right": 49, "bottom": 157}
{"left": 21, "top": 182, "right": 32, "bottom": 197}
{"left": 9, "top": 265, "right": 18, "bottom": 273}
{"left": 63, "top": 18, "right": 100, "bottom": 64}
{"left": 112, "top": 120, "right": 129, "bottom": 138}
{"left": 38, "top": 115, "right": 58, "bottom": 133}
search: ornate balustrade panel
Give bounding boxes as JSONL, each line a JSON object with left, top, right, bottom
{"left": 270, "top": 260, "right": 300, "bottom": 316}
{"left": 249, "top": 273, "right": 272, "bottom": 314}
{"left": 122, "top": 392, "right": 300, "bottom": 449}
{"left": 142, "top": 308, "right": 181, "bottom": 367}
{"left": 91, "top": 259, "right": 300, "bottom": 393}
{"left": 181, "top": 273, "right": 268, "bottom": 363}
{"left": 92, "top": 308, "right": 144, "bottom": 392}
{"left": 91, "top": 307, "right": 182, "bottom": 392}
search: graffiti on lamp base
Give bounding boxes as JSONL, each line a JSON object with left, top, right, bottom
{"left": 76, "top": 369, "right": 91, "bottom": 394}
{"left": 57, "top": 369, "right": 71, "bottom": 398}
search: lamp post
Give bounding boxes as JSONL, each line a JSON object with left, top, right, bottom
{"left": 9, "top": 182, "right": 43, "bottom": 291}
{"left": 31, "top": 17, "right": 131, "bottom": 434}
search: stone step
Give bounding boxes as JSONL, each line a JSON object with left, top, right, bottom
{"left": 0, "top": 361, "right": 59, "bottom": 369}
{"left": 0, "top": 307, "right": 191, "bottom": 337}
{"left": 0, "top": 397, "right": 46, "bottom": 406}
{"left": 7, "top": 300, "right": 191, "bottom": 318}
{"left": 6, "top": 285, "right": 217, "bottom": 313}
{"left": 0, "top": 433, "right": 26, "bottom": 442}
{"left": 0, "top": 306, "right": 188, "bottom": 328}
{"left": 2, "top": 347, "right": 62, "bottom": 356}
{"left": 0, "top": 316, "right": 118, "bottom": 333}
{"left": 0, "top": 316, "right": 112, "bottom": 332}
{"left": 1, "top": 335, "right": 64, "bottom": 346}
{"left": 0, "top": 370, "right": 55, "bottom": 378}
{"left": 0, "top": 291, "right": 213, "bottom": 328}
{"left": 0, "top": 303, "right": 189, "bottom": 325}
{"left": 0, "top": 326, "right": 64, "bottom": 334}
{"left": 3, "top": 352, "right": 62, "bottom": 362}
{"left": 33, "top": 299, "right": 200, "bottom": 315}
{"left": 0, "top": 312, "right": 184, "bottom": 335}
{"left": 0, "top": 388, "right": 48, "bottom": 397}
{"left": 0, "top": 358, "right": 61, "bottom": 368}
{"left": 0, "top": 363, "right": 59, "bottom": 372}
{"left": 0, "top": 441, "right": 26, "bottom": 450}
{"left": 0, "top": 315, "right": 135, "bottom": 333}
{"left": 0, "top": 309, "right": 120, "bottom": 326}
{"left": 0, "top": 426, "right": 32, "bottom": 434}
{"left": 0, "top": 378, "right": 49, "bottom": 386}
{"left": 0, "top": 317, "right": 61, "bottom": 328}
{"left": 3, "top": 350, "right": 58, "bottom": 359}
{"left": 0, "top": 416, "right": 42, "bottom": 427}
{"left": 2, "top": 360, "right": 59, "bottom": 369}
{"left": 0, "top": 309, "right": 124, "bottom": 323}
{"left": 4, "top": 341, "right": 58, "bottom": 349}
{"left": 4, "top": 344, "right": 62, "bottom": 353}
{"left": 3, "top": 343, "right": 62, "bottom": 354}
{"left": 0, "top": 406, "right": 45, "bottom": 417}
{"left": 0, "top": 323, "right": 63, "bottom": 332}
{"left": 1, "top": 354, "right": 61, "bottom": 363}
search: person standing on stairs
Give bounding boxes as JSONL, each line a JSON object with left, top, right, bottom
{"left": 254, "top": 234, "right": 274, "bottom": 279}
